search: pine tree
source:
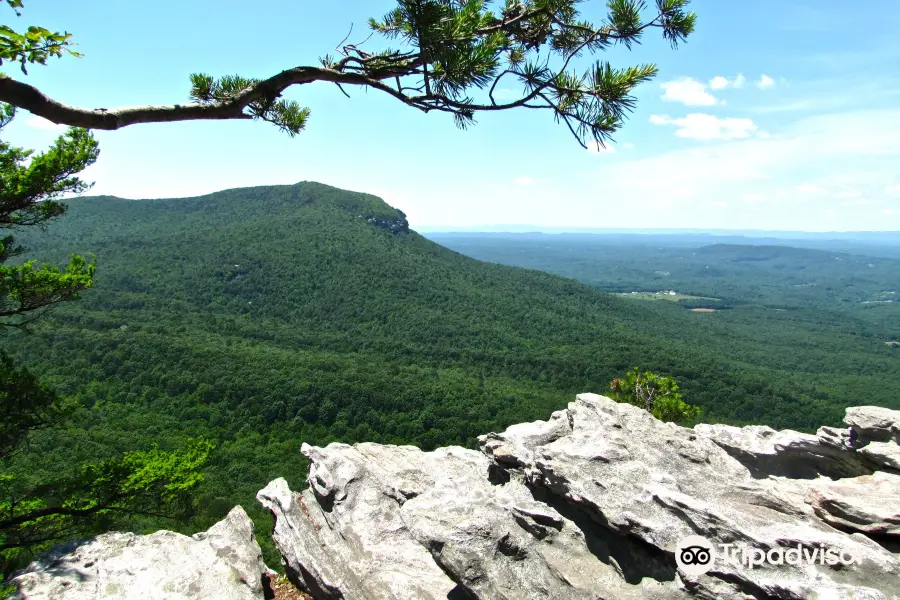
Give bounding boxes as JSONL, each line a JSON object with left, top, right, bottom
{"left": 0, "top": 0, "right": 696, "bottom": 148}
{"left": 609, "top": 367, "right": 701, "bottom": 425}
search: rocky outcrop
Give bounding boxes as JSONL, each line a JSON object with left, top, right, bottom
{"left": 12, "top": 397, "right": 900, "bottom": 599}
{"left": 845, "top": 406, "right": 900, "bottom": 444}
{"left": 694, "top": 407, "right": 900, "bottom": 477}
{"left": 360, "top": 213, "right": 409, "bottom": 234}
{"left": 261, "top": 395, "right": 900, "bottom": 600}
{"left": 11, "top": 506, "right": 268, "bottom": 600}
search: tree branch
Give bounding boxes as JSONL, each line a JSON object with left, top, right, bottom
{"left": 0, "top": 66, "right": 399, "bottom": 130}
{"left": 0, "top": 1, "right": 693, "bottom": 146}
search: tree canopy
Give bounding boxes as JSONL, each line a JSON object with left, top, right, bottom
{"left": 0, "top": 0, "right": 695, "bottom": 148}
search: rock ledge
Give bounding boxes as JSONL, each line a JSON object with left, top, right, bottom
{"left": 261, "top": 395, "right": 900, "bottom": 600}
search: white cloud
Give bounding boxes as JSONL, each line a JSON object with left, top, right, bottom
{"left": 709, "top": 74, "right": 746, "bottom": 90}
{"left": 756, "top": 74, "right": 776, "bottom": 89}
{"left": 586, "top": 141, "right": 616, "bottom": 154}
{"left": 649, "top": 113, "right": 758, "bottom": 141}
{"left": 622, "top": 142, "right": 636, "bottom": 150}
{"left": 513, "top": 176, "right": 535, "bottom": 185}
{"left": 833, "top": 190, "right": 862, "bottom": 199}
{"left": 885, "top": 184, "right": 900, "bottom": 195}
{"left": 710, "top": 201, "right": 728, "bottom": 207}
{"left": 883, "top": 209, "right": 900, "bottom": 215}
{"left": 25, "top": 116, "right": 65, "bottom": 130}
{"left": 579, "top": 108, "right": 900, "bottom": 229}
{"left": 660, "top": 77, "right": 719, "bottom": 106}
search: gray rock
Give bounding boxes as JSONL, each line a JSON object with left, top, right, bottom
{"left": 845, "top": 406, "right": 900, "bottom": 444}
{"left": 258, "top": 443, "right": 684, "bottom": 600}
{"left": 498, "top": 394, "right": 900, "bottom": 598}
{"left": 859, "top": 441, "right": 900, "bottom": 471}
{"left": 11, "top": 506, "right": 267, "bottom": 600}
{"left": 258, "top": 395, "right": 900, "bottom": 599}
{"left": 693, "top": 422, "right": 876, "bottom": 479}
{"left": 804, "top": 471, "right": 900, "bottom": 537}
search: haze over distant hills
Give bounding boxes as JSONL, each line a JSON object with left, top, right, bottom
{"left": 422, "top": 228, "right": 900, "bottom": 259}
{"left": 418, "top": 226, "right": 900, "bottom": 241}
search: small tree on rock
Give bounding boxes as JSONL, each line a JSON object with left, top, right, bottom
{"left": 608, "top": 367, "right": 700, "bottom": 425}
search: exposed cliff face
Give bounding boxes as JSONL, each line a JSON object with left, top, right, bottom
{"left": 360, "top": 212, "right": 410, "bottom": 234}
{"left": 12, "top": 396, "right": 900, "bottom": 600}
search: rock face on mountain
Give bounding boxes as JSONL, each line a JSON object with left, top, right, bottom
{"left": 10, "top": 506, "right": 269, "bottom": 600}
{"left": 258, "top": 394, "right": 900, "bottom": 600}
{"left": 361, "top": 213, "right": 410, "bottom": 234}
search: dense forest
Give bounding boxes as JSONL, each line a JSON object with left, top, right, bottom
{"left": 7, "top": 182, "right": 900, "bottom": 565}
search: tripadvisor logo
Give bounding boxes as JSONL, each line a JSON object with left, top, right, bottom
{"left": 675, "top": 535, "right": 859, "bottom": 576}
{"left": 676, "top": 535, "right": 716, "bottom": 576}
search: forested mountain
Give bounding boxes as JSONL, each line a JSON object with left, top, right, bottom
{"left": 7, "top": 182, "right": 899, "bottom": 563}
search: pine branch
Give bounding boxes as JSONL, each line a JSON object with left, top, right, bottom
{"left": 0, "top": 0, "right": 695, "bottom": 146}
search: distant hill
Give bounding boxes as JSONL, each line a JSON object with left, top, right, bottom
{"left": 8, "top": 182, "right": 898, "bottom": 560}
{"left": 427, "top": 233, "right": 900, "bottom": 309}
{"left": 424, "top": 230, "right": 900, "bottom": 258}
{"left": 419, "top": 227, "right": 900, "bottom": 243}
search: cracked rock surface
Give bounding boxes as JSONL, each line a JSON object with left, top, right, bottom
{"left": 11, "top": 506, "right": 268, "bottom": 600}
{"left": 260, "top": 395, "right": 900, "bottom": 600}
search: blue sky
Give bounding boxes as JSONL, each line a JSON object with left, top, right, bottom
{"left": 5, "top": 0, "right": 900, "bottom": 231}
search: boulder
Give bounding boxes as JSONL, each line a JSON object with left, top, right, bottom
{"left": 859, "top": 441, "right": 900, "bottom": 471}
{"left": 846, "top": 406, "right": 900, "bottom": 444}
{"left": 257, "top": 442, "right": 682, "bottom": 600}
{"left": 11, "top": 506, "right": 268, "bottom": 600}
{"left": 804, "top": 471, "right": 900, "bottom": 537}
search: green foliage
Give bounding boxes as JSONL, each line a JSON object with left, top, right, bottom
{"left": 193, "top": 0, "right": 696, "bottom": 145}
{"left": 0, "top": 119, "right": 100, "bottom": 227}
{"left": 608, "top": 367, "right": 700, "bottom": 424}
{"left": 0, "top": 350, "right": 73, "bottom": 460}
{"left": 0, "top": 108, "right": 211, "bottom": 581}
{"left": 188, "top": 73, "right": 311, "bottom": 136}
{"left": 1, "top": 252, "right": 97, "bottom": 326}
{"left": 0, "top": 1, "right": 80, "bottom": 74}
{"left": 0, "top": 110, "right": 98, "bottom": 326}
{"left": 0, "top": 439, "right": 213, "bottom": 572}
